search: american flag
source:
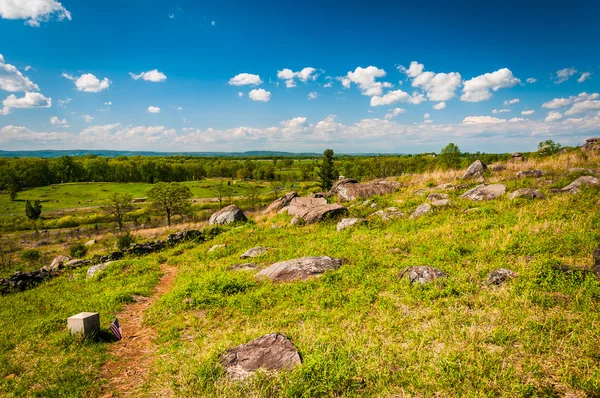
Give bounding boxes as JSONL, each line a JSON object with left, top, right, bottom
{"left": 109, "top": 317, "right": 122, "bottom": 340}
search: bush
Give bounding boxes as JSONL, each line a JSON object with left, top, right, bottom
{"left": 69, "top": 243, "right": 88, "bottom": 258}
{"left": 21, "top": 249, "right": 41, "bottom": 265}
{"left": 56, "top": 216, "right": 79, "bottom": 229}
{"left": 116, "top": 232, "right": 135, "bottom": 251}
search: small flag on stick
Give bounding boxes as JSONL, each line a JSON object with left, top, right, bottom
{"left": 109, "top": 317, "right": 122, "bottom": 340}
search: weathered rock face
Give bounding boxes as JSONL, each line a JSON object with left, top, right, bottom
{"left": 87, "top": 262, "right": 112, "bottom": 278}
{"left": 510, "top": 152, "right": 525, "bottom": 162}
{"left": 264, "top": 192, "right": 299, "bottom": 214}
{"left": 220, "top": 333, "right": 302, "bottom": 380}
{"left": 486, "top": 268, "right": 517, "bottom": 286}
{"left": 49, "top": 255, "right": 71, "bottom": 271}
{"left": 369, "top": 207, "right": 404, "bottom": 221}
{"left": 336, "top": 218, "right": 366, "bottom": 232}
{"left": 461, "top": 160, "right": 487, "bottom": 179}
{"left": 583, "top": 137, "right": 600, "bottom": 152}
{"left": 410, "top": 203, "right": 432, "bottom": 219}
{"left": 227, "top": 263, "right": 257, "bottom": 271}
{"left": 209, "top": 205, "right": 247, "bottom": 225}
{"left": 427, "top": 193, "right": 448, "bottom": 201}
{"left": 461, "top": 184, "right": 506, "bottom": 201}
{"left": 286, "top": 197, "right": 347, "bottom": 225}
{"left": 241, "top": 246, "right": 269, "bottom": 259}
{"left": 330, "top": 178, "right": 401, "bottom": 201}
{"left": 399, "top": 266, "right": 446, "bottom": 284}
{"left": 557, "top": 176, "right": 599, "bottom": 194}
{"left": 516, "top": 170, "right": 545, "bottom": 178}
{"left": 255, "top": 256, "right": 342, "bottom": 282}
{"left": 509, "top": 188, "right": 546, "bottom": 200}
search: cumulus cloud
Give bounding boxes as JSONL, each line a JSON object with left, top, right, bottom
{"left": 521, "top": 110, "right": 535, "bottom": 115}
{"left": 399, "top": 61, "right": 424, "bottom": 78}
{"left": 544, "top": 111, "right": 563, "bottom": 122}
{"left": 0, "top": 0, "right": 71, "bottom": 27}
{"left": 58, "top": 97, "right": 71, "bottom": 108}
{"left": 400, "top": 62, "right": 462, "bottom": 102}
{"left": 308, "top": 92, "right": 319, "bottom": 100}
{"left": 384, "top": 108, "right": 406, "bottom": 119}
{"left": 526, "top": 78, "right": 537, "bottom": 84}
{"left": 339, "top": 66, "right": 393, "bottom": 96}
{"left": 248, "top": 88, "right": 271, "bottom": 102}
{"left": 228, "top": 73, "right": 263, "bottom": 86}
{"left": 79, "top": 123, "right": 177, "bottom": 145}
{"left": 277, "top": 67, "right": 318, "bottom": 88}
{"left": 577, "top": 72, "right": 591, "bottom": 83}
{"left": 370, "top": 89, "right": 425, "bottom": 107}
{"left": 62, "top": 73, "right": 111, "bottom": 93}
{"left": 564, "top": 100, "right": 600, "bottom": 116}
{"left": 554, "top": 67, "right": 577, "bottom": 84}
{"left": 1, "top": 92, "right": 51, "bottom": 115}
{"left": 0, "top": 125, "right": 72, "bottom": 145}
{"left": 81, "top": 114, "right": 94, "bottom": 123}
{"left": 542, "top": 92, "right": 599, "bottom": 109}
{"left": 433, "top": 101, "right": 446, "bottom": 110}
{"left": 424, "top": 113, "right": 431, "bottom": 119}
{"left": 147, "top": 106, "right": 161, "bottom": 113}
{"left": 461, "top": 68, "right": 520, "bottom": 102}
{"left": 237, "top": 92, "right": 244, "bottom": 97}
{"left": 0, "top": 53, "right": 40, "bottom": 92}
{"left": 504, "top": 98, "right": 519, "bottom": 106}
{"left": 462, "top": 116, "right": 523, "bottom": 125}
{"left": 492, "top": 109, "right": 510, "bottom": 114}
{"left": 50, "top": 116, "right": 68, "bottom": 127}
{"left": 129, "top": 69, "right": 167, "bottom": 83}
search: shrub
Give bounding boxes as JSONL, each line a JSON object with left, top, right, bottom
{"left": 116, "top": 232, "right": 135, "bottom": 251}
{"left": 56, "top": 216, "right": 79, "bottom": 229}
{"left": 69, "top": 243, "right": 88, "bottom": 258}
{"left": 21, "top": 249, "right": 41, "bottom": 265}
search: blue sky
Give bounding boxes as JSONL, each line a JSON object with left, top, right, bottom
{"left": 0, "top": 0, "right": 599, "bottom": 153}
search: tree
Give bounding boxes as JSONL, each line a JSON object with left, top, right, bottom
{"left": 146, "top": 182, "right": 193, "bottom": 226}
{"left": 245, "top": 184, "right": 260, "bottom": 208}
{"left": 439, "top": 143, "right": 462, "bottom": 169}
{"left": 317, "top": 149, "right": 337, "bottom": 191}
{"left": 538, "top": 140, "right": 562, "bottom": 155}
{"left": 101, "top": 192, "right": 134, "bottom": 230}
{"left": 215, "top": 181, "right": 225, "bottom": 208}
{"left": 25, "top": 200, "right": 42, "bottom": 220}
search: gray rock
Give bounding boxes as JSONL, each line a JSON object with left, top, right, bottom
{"left": 369, "top": 207, "right": 404, "bottom": 221}
{"left": 255, "top": 256, "right": 342, "bottom": 282}
{"left": 490, "top": 163, "right": 507, "bottom": 171}
{"left": 461, "top": 184, "right": 506, "bottom": 201}
{"left": 227, "top": 263, "right": 257, "bottom": 271}
{"left": 461, "top": 160, "right": 487, "bottom": 179}
{"left": 399, "top": 266, "right": 446, "bottom": 284}
{"left": 286, "top": 197, "right": 347, "bottom": 225}
{"left": 49, "top": 255, "right": 71, "bottom": 271}
{"left": 220, "top": 333, "right": 302, "bottom": 380}
{"left": 583, "top": 137, "right": 600, "bottom": 152}
{"left": 558, "top": 176, "right": 599, "bottom": 194}
{"left": 516, "top": 170, "right": 545, "bottom": 178}
{"left": 87, "top": 262, "right": 112, "bottom": 278}
{"left": 264, "top": 192, "right": 298, "bottom": 214}
{"left": 427, "top": 193, "right": 448, "bottom": 201}
{"left": 241, "top": 246, "right": 269, "bottom": 259}
{"left": 486, "top": 268, "right": 517, "bottom": 286}
{"left": 209, "top": 205, "right": 247, "bottom": 225}
{"left": 510, "top": 153, "right": 525, "bottom": 162}
{"left": 84, "top": 239, "right": 96, "bottom": 246}
{"left": 336, "top": 218, "right": 366, "bottom": 232}
{"left": 65, "top": 259, "right": 91, "bottom": 268}
{"left": 330, "top": 178, "right": 401, "bottom": 201}
{"left": 509, "top": 188, "right": 546, "bottom": 200}
{"left": 410, "top": 203, "right": 432, "bottom": 219}
{"left": 209, "top": 244, "right": 226, "bottom": 253}
{"left": 431, "top": 199, "right": 450, "bottom": 207}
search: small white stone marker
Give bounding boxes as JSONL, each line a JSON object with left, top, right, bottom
{"left": 67, "top": 312, "right": 100, "bottom": 337}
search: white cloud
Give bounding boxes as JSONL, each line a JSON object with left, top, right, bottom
{"left": 399, "top": 61, "right": 424, "bottom": 78}
{"left": 323, "top": 81, "right": 333, "bottom": 88}
{"left": 400, "top": 62, "right": 462, "bottom": 102}
{"left": 370, "top": 89, "right": 425, "bottom": 107}
{"left": 544, "top": 111, "right": 563, "bottom": 122}
{"left": 542, "top": 92, "right": 599, "bottom": 109}
{"left": 521, "top": 110, "right": 535, "bottom": 115}
{"left": 0, "top": 0, "right": 71, "bottom": 27}
{"left": 463, "top": 116, "right": 507, "bottom": 125}
{"left": 81, "top": 114, "right": 94, "bottom": 123}
{"left": 384, "top": 108, "right": 406, "bottom": 119}
{"left": 211, "top": 20, "right": 215, "bottom": 26}
{"left": 433, "top": 102, "right": 446, "bottom": 110}
{"left": 62, "top": 73, "right": 111, "bottom": 93}
{"left": 277, "top": 67, "right": 318, "bottom": 88}
{"left": 58, "top": 97, "right": 71, "bottom": 107}
{"left": 424, "top": 113, "right": 431, "bottom": 119}
{"left": 50, "top": 116, "right": 68, "bottom": 127}
{"left": 565, "top": 100, "right": 600, "bottom": 116}
{"left": 24, "top": 65, "right": 31, "bottom": 71}
{"left": 79, "top": 124, "right": 177, "bottom": 145}
{"left": 248, "top": 89, "right": 271, "bottom": 102}
{"left": 492, "top": 109, "right": 511, "bottom": 114}
{"left": 237, "top": 92, "right": 244, "bottom": 97}
{"left": 168, "top": 14, "right": 174, "bottom": 19}
{"left": 0, "top": 54, "right": 40, "bottom": 92}
{"left": 228, "top": 73, "right": 263, "bottom": 86}
{"left": 129, "top": 69, "right": 167, "bottom": 83}
{"left": 308, "top": 92, "right": 319, "bottom": 100}
{"left": 105, "top": 101, "right": 112, "bottom": 106}
{"left": 461, "top": 68, "right": 520, "bottom": 102}
{"left": 504, "top": 98, "right": 519, "bottom": 106}
{"left": 0, "top": 125, "right": 71, "bottom": 145}
{"left": 554, "top": 67, "right": 577, "bottom": 84}
{"left": 177, "top": 106, "right": 183, "bottom": 110}
{"left": 578, "top": 72, "right": 591, "bottom": 83}
{"left": 1, "top": 92, "right": 51, "bottom": 115}
{"left": 147, "top": 106, "right": 161, "bottom": 113}
{"left": 526, "top": 78, "right": 537, "bottom": 84}
{"left": 339, "top": 66, "right": 393, "bottom": 96}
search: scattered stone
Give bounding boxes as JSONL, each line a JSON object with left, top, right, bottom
{"left": 556, "top": 176, "right": 599, "bottom": 194}
{"left": 427, "top": 193, "right": 448, "bottom": 201}
{"left": 84, "top": 239, "right": 96, "bottom": 246}
{"left": 87, "top": 262, "right": 112, "bottom": 278}
{"left": 410, "top": 203, "right": 432, "bottom": 219}
{"left": 264, "top": 192, "right": 298, "bottom": 214}
{"left": 510, "top": 152, "right": 525, "bottom": 162}
{"left": 431, "top": 199, "right": 450, "bottom": 207}
{"left": 460, "top": 184, "right": 506, "bottom": 201}
{"left": 286, "top": 197, "right": 347, "bottom": 225}
{"left": 461, "top": 160, "right": 487, "bottom": 179}
{"left": 227, "top": 263, "right": 258, "bottom": 271}
{"left": 490, "top": 163, "right": 506, "bottom": 172}
{"left": 255, "top": 256, "right": 342, "bottom": 282}
{"left": 509, "top": 188, "right": 546, "bottom": 200}
{"left": 329, "top": 178, "right": 401, "bottom": 201}
{"left": 132, "top": 197, "right": 147, "bottom": 203}
{"left": 398, "top": 266, "right": 446, "bottom": 284}
{"left": 65, "top": 259, "right": 91, "bottom": 268}
{"left": 558, "top": 147, "right": 571, "bottom": 155}
{"left": 436, "top": 183, "right": 456, "bottom": 191}
{"left": 209, "top": 205, "right": 247, "bottom": 225}
{"left": 485, "top": 268, "right": 517, "bottom": 286}
{"left": 241, "top": 246, "right": 269, "bottom": 259}
{"left": 220, "top": 333, "right": 302, "bottom": 380}
{"left": 369, "top": 207, "right": 404, "bottom": 221}
{"left": 49, "top": 255, "right": 71, "bottom": 271}
{"left": 336, "top": 218, "right": 366, "bottom": 232}
{"left": 516, "top": 170, "right": 545, "bottom": 178}
{"left": 209, "top": 244, "right": 226, "bottom": 253}
{"left": 582, "top": 137, "right": 600, "bottom": 152}
{"left": 67, "top": 312, "right": 100, "bottom": 337}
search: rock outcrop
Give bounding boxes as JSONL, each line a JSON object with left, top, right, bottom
{"left": 583, "top": 137, "right": 600, "bottom": 152}
{"left": 461, "top": 160, "right": 487, "bottom": 179}
{"left": 330, "top": 178, "right": 401, "bottom": 201}
{"left": 241, "top": 246, "right": 269, "bottom": 258}
{"left": 511, "top": 153, "right": 525, "bottom": 162}
{"left": 220, "top": 333, "right": 302, "bottom": 380}
{"left": 509, "top": 188, "right": 546, "bottom": 200}
{"left": 264, "top": 192, "right": 298, "bottom": 214}
{"left": 255, "top": 256, "right": 342, "bottom": 282}
{"left": 209, "top": 205, "right": 247, "bottom": 225}
{"left": 485, "top": 268, "right": 517, "bottom": 286}
{"left": 286, "top": 197, "right": 347, "bottom": 225}
{"left": 461, "top": 184, "right": 506, "bottom": 201}
{"left": 336, "top": 218, "right": 366, "bottom": 232}
{"left": 87, "top": 262, "right": 112, "bottom": 278}
{"left": 48, "top": 255, "right": 70, "bottom": 271}
{"left": 516, "top": 170, "right": 545, "bottom": 178}
{"left": 555, "top": 176, "right": 599, "bottom": 194}
{"left": 399, "top": 266, "right": 446, "bottom": 284}
{"left": 369, "top": 207, "right": 404, "bottom": 221}
{"left": 410, "top": 203, "right": 432, "bottom": 219}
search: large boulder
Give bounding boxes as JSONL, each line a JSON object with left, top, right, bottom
{"left": 87, "top": 262, "right": 112, "bottom": 278}
{"left": 241, "top": 246, "right": 269, "bottom": 259}
{"left": 509, "top": 188, "right": 546, "bottom": 200}
{"left": 220, "top": 333, "right": 302, "bottom": 380}
{"left": 485, "top": 268, "right": 517, "bottom": 286}
{"left": 264, "top": 192, "right": 298, "bottom": 214}
{"left": 209, "top": 205, "right": 247, "bottom": 225}
{"left": 410, "top": 203, "right": 432, "bottom": 219}
{"left": 583, "top": 137, "right": 600, "bottom": 152}
{"left": 461, "top": 160, "right": 487, "bottom": 179}
{"left": 516, "top": 170, "right": 545, "bottom": 178}
{"left": 286, "top": 197, "right": 347, "bottom": 225}
{"left": 255, "top": 256, "right": 342, "bottom": 282}
{"left": 330, "top": 178, "right": 401, "bottom": 201}
{"left": 48, "top": 255, "right": 71, "bottom": 271}
{"left": 510, "top": 152, "right": 525, "bottom": 162}
{"left": 460, "top": 184, "right": 506, "bottom": 201}
{"left": 399, "top": 266, "right": 446, "bottom": 284}
{"left": 336, "top": 218, "right": 366, "bottom": 232}
{"left": 557, "top": 176, "right": 599, "bottom": 194}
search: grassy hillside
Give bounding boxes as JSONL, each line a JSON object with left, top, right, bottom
{"left": 1, "top": 150, "right": 599, "bottom": 397}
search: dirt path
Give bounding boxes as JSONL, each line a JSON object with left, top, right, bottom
{"left": 99, "top": 263, "right": 178, "bottom": 397}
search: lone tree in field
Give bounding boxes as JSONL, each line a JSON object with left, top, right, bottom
{"left": 146, "top": 182, "right": 193, "bottom": 226}
{"left": 439, "top": 143, "right": 462, "bottom": 169}
{"left": 538, "top": 140, "right": 562, "bottom": 155}
{"left": 25, "top": 200, "right": 42, "bottom": 220}
{"left": 101, "top": 192, "right": 134, "bottom": 230}
{"left": 317, "top": 149, "right": 337, "bottom": 191}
